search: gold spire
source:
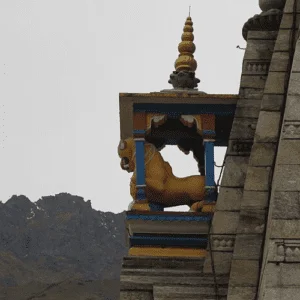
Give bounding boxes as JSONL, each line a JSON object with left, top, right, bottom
{"left": 174, "top": 15, "right": 197, "bottom": 72}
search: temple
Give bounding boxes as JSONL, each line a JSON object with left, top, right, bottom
{"left": 118, "top": 0, "right": 300, "bottom": 299}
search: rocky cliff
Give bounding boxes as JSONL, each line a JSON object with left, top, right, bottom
{"left": 0, "top": 193, "right": 127, "bottom": 299}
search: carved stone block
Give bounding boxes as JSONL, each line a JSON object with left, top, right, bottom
{"left": 261, "top": 94, "right": 284, "bottom": 111}
{"left": 274, "top": 29, "right": 293, "bottom": 51}
{"left": 277, "top": 140, "right": 300, "bottom": 164}
{"left": 237, "top": 209, "right": 266, "bottom": 234}
{"left": 271, "top": 220, "right": 300, "bottom": 239}
{"left": 243, "top": 60, "right": 270, "bottom": 75}
{"left": 241, "top": 191, "right": 269, "bottom": 209}
{"left": 244, "top": 40, "right": 276, "bottom": 60}
{"left": 230, "top": 118, "right": 257, "bottom": 140}
{"left": 273, "top": 191, "right": 300, "bottom": 219}
{"left": 282, "top": 121, "right": 300, "bottom": 139}
{"left": 120, "top": 291, "right": 153, "bottom": 300}
{"left": 233, "top": 234, "right": 264, "bottom": 260}
{"left": 263, "top": 287, "right": 300, "bottom": 300}
{"left": 264, "top": 262, "right": 300, "bottom": 288}
{"left": 274, "top": 165, "right": 300, "bottom": 191}
{"left": 244, "top": 167, "right": 272, "bottom": 191}
{"left": 285, "top": 95, "right": 300, "bottom": 120}
{"left": 203, "top": 251, "right": 233, "bottom": 274}
{"left": 205, "top": 235, "right": 236, "bottom": 252}
{"left": 240, "top": 75, "right": 268, "bottom": 89}
{"left": 229, "top": 259, "right": 260, "bottom": 286}
{"left": 291, "top": 40, "right": 300, "bottom": 72}
{"left": 221, "top": 156, "right": 249, "bottom": 187}
{"left": 227, "top": 140, "right": 253, "bottom": 155}
{"left": 288, "top": 72, "right": 300, "bottom": 95}
{"left": 227, "top": 286, "right": 257, "bottom": 300}
{"left": 249, "top": 142, "right": 276, "bottom": 167}
{"left": 269, "top": 51, "right": 290, "bottom": 72}
{"left": 216, "top": 188, "right": 243, "bottom": 211}
{"left": 254, "top": 111, "right": 281, "bottom": 142}
{"left": 264, "top": 71, "right": 287, "bottom": 94}
{"left": 211, "top": 211, "right": 240, "bottom": 234}
{"left": 268, "top": 239, "right": 300, "bottom": 262}
{"left": 239, "top": 88, "right": 264, "bottom": 99}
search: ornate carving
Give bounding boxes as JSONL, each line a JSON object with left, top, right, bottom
{"left": 146, "top": 114, "right": 167, "bottom": 130}
{"left": 228, "top": 140, "right": 253, "bottom": 154}
{"left": 242, "top": 9, "right": 283, "bottom": 40}
{"left": 180, "top": 115, "right": 202, "bottom": 132}
{"left": 273, "top": 241, "right": 300, "bottom": 262}
{"left": 211, "top": 236, "right": 235, "bottom": 251}
{"left": 244, "top": 61, "right": 270, "bottom": 74}
{"left": 168, "top": 70, "right": 200, "bottom": 89}
{"left": 118, "top": 137, "right": 205, "bottom": 211}
{"left": 282, "top": 121, "right": 300, "bottom": 139}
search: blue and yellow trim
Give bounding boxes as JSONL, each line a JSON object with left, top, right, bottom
{"left": 128, "top": 247, "right": 207, "bottom": 257}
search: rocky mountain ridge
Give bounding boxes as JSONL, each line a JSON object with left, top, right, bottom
{"left": 0, "top": 193, "right": 127, "bottom": 290}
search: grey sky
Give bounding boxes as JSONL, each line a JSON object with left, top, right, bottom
{"left": 0, "top": 1, "right": 259, "bottom": 213}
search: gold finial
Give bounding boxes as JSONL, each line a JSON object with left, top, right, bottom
{"left": 174, "top": 14, "right": 197, "bottom": 72}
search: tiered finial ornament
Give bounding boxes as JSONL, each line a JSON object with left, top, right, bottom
{"left": 168, "top": 12, "right": 200, "bottom": 90}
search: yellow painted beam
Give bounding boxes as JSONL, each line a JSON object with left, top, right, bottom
{"left": 129, "top": 247, "right": 207, "bottom": 258}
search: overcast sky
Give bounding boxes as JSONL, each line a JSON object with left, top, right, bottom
{"left": 0, "top": 1, "right": 259, "bottom": 213}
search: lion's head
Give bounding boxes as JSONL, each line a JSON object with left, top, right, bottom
{"left": 117, "top": 137, "right": 136, "bottom": 173}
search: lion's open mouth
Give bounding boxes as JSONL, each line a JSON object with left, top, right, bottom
{"left": 121, "top": 157, "right": 130, "bottom": 171}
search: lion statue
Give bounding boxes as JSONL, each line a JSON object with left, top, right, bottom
{"left": 118, "top": 137, "right": 206, "bottom": 211}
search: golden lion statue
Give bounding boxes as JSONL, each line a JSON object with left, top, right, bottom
{"left": 118, "top": 137, "right": 205, "bottom": 211}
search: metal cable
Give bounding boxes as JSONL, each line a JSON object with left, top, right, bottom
{"left": 207, "top": 152, "right": 227, "bottom": 300}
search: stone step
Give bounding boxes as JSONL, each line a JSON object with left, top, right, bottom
{"left": 122, "top": 256, "right": 205, "bottom": 270}
{"left": 121, "top": 267, "right": 205, "bottom": 277}
{"left": 153, "top": 285, "right": 228, "bottom": 299}
{"left": 122, "top": 268, "right": 228, "bottom": 277}
{"left": 121, "top": 274, "right": 229, "bottom": 287}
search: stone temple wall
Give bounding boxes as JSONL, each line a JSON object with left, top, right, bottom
{"left": 257, "top": 0, "right": 300, "bottom": 299}
{"left": 205, "top": 1, "right": 300, "bottom": 299}
{"left": 203, "top": 28, "right": 278, "bottom": 297}
{"left": 203, "top": 0, "right": 300, "bottom": 299}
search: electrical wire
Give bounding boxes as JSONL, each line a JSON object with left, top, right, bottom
{"left": 207, "top": 153, "right": 227, "bottom": 300}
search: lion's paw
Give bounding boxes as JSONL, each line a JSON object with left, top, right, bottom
{"left": 190, "top": 201, "right": 204, "bottom": 212}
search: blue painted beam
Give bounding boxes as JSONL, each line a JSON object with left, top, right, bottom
{"left": 126, "top": 214, "right": 212, "bottom": 222}
{"left": 135, "top": 139, "right": 146, "bottom": 201}
{"left": 204, "top": 141, "right": 215, "bottom": 187}
{"left": 129, "top": 236, "right": 208, "bottom": 248}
